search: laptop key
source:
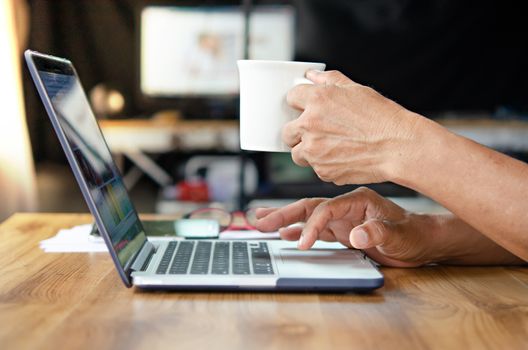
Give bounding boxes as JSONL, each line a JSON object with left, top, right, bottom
{"left": 190, "top": 241, "right": 212, "bottom": 274}
{"left": 211, "top": 242, "right": 230, "bottom": 274}
{"left": 232, "top": 242, "right": 250, "bottom": 274}
{"left": 251, "top": 242, "right": 274, "bottom": 275}
{"left": 156, "top": 241, "right": 177, "bottom": 274}
{"left": 169, "top": 241, "right": 195, "bottom": 274}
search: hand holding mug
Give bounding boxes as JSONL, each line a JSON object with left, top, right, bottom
{"left": 283, "top": 70, "right": 425, "bottom": 185}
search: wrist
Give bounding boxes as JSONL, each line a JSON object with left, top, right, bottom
{"left": 423, "top": 214, "right": 458, "bottom": 263}
{"left": 420, "top": 214, "right": 527, "bottom": 265}
{"left": 383, "top": 112, "right": 450, "bottom": 188}
{"left": 423, "top": 214, "right": 481, "bottom": 264}
{"left": 408, "top": 213, "right": 460, "bottom": 264}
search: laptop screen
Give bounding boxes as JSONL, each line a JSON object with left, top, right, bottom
{"left": 35, "top": 58, "right": 147, "bottom": 269}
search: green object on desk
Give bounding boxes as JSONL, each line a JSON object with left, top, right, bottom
{"left": 174, "top": 219, "right": 220, "bottom": 238}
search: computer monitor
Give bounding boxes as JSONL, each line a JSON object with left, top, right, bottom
{"left": 139, "top": 4, "right": 295, "bottom": 117}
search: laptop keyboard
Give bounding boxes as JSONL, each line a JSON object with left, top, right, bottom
{"left": 155, "top": 241, "right": 274, "bottom": 275}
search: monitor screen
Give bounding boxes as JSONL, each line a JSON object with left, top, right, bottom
{"left": 140, "top": 5, "right": 295, "bottom": 97}
{"left": 35, "top": 59, "right": 147, "bottom": 269}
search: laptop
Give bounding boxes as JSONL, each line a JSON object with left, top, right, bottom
{"left": 26, "top": 50, "right": 384, "bottom": 292}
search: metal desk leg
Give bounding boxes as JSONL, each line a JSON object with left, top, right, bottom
{"left": 123, "top": 151, "right": 173, "bottom": 187}
{"left": 122, "top": 165, "right": 144, "bottom": 189}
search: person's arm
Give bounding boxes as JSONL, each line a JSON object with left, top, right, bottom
{"left": 391, "top": 117, "right": 528, "bottom": 262}
{"left": 427, "top": 213, "right": 525, "bottom": 265}
{"left": 255, "top": 188, "right": 525, "bottom": 266}
{"left": 283, "top": 70, "right": 528, "bottom": 262}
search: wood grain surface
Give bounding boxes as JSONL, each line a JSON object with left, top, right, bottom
{"left": 0, "top": 213, "right": 527, "bottom": 350}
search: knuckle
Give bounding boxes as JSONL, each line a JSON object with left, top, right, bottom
{"left": 333, "top": 177, "right": 346, "bottom": 186}
{"left": 327, "top": 70, "right": 343, "bottom": 80}
{"left": 298, "top": 197, "right": 311, "bottom": 208}
{"left": 301, "top": 197, "right": 323, "bottom": 216}
{"left": 352, "top": 186, "right": 375, "bottom": 202}
{"left": 281, "top": 122, "right": 297, "bottom": 144}
{"left": 348, "top": 83, "right": 367, "bottom": 96}
{"left": 363, "top": 85, "right": 378, "bottom": 96}
{"left": 311, "top": 196, "right": 327, "bottom": 204}
{"left": 315, "top": 167, "right": 332, "bottom": 182}
{"left": 358, "top": 84, "right": 380, "bottom": 100}
{"left": 291, "top": 146, "right": 309, "bottom": 167}
{"left": 314, "top": 201, "right": 330, "bottom": 215}
{"left": 298, "top": 113, "right": 316, "bottom": 131}
{"left": 355, "top": 186, "right": 373, "bottom": 196}
{"left": 291, "top": 148, "right": 304, "bottom": 165}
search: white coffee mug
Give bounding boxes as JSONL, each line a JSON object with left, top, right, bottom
{"left": 237, "top": 60, "right": 326, "bottom": 152}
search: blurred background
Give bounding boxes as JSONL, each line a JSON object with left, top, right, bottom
{"left": 2, "top": 0, "right": 528, "bottom": 221}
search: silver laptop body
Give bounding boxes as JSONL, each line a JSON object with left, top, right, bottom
{"left": 26, "top": 50, "right": 383, "bottom": 292}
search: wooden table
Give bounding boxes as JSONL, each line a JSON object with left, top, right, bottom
{"left": 1, "top": 213, "right": 527, "bottom": 350}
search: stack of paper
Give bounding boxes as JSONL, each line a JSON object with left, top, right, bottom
{"left": 39, "top": 224, "right": 107, "bottom": 253}
{"left": 40, "top": 225, "right": 281, "bottom": 253}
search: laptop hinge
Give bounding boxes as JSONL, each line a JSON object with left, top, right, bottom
{"left": 130, "top": 241, "right": 156, "bottom": 272}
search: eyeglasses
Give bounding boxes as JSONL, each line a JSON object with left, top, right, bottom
{"left": 184, "top": 207, "right": 258, "bottom": 232}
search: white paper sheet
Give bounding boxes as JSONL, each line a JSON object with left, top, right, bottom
{"left": 40, "top": 225, "right": 280, "bottom": 253}
{"left": 39, "top": 224, "right": 107, "bottom": 253}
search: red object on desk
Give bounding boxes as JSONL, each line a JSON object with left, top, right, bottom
{"left": 177, "top": 180, "right": 209, "bottom": 202}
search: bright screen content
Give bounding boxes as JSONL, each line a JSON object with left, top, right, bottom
{"left": 140, "top": 5, "right": 294, "bottom": 96}
{"left": 38, "top": 69, "right": 146, "bottom": 267}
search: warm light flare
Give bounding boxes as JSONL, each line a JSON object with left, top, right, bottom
{"left": 0, "top": 0, "right": 37, "bottom": 220}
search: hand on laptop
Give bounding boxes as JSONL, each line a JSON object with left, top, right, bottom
{"left": 256, "top": 187, "right": 436, "bottom": 267}
{"left": 255, "top": 187, "right": 526, "bottom": 267}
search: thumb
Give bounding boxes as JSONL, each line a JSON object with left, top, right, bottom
{"left": 351, "top": 219, "right": 424, "bottom": 268}
{"left": 349, "top": 219, "right": 396, "bottom": 249}
{"left": 306, "top": 70, "right": 354, "bottom": 86}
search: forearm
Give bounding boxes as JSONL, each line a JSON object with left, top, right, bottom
{"left": 390, "top": 114, "right": 528, "bottom": 262}
{"left": 426, "top": 214, "right": 526, "bottom": 265}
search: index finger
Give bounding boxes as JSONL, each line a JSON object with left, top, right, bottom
{"left": 298, "top": 194, "right": 363, "bottom": 250}
{"left": 282, "top": 117, "right": 304, "bottom": 149}
{"left": 255, "top": 207, "right": 277, "bottom": 220}
{"left": 255, "top": 198, "right": 326, "bottom": 232}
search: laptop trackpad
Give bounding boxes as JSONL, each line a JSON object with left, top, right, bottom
{"left": 276, "top": 246, "right": 377, "bottom": 279}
